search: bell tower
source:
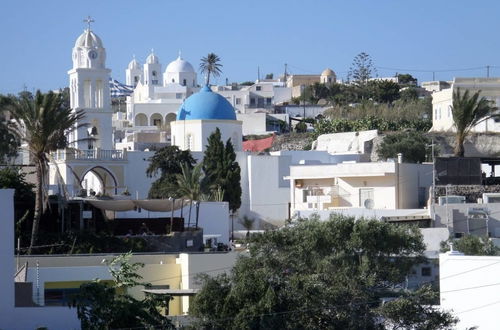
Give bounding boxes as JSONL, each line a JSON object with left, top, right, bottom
{"left": 68, "top": 17, "right": 113, "bottom": 150}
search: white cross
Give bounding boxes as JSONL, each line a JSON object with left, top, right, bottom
{"left": 83, "top": 16, "right": 94, "bottom": 30}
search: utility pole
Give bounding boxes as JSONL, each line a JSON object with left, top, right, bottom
{"left": 487, "top": 65, "right": 490, "bottom": 78}
{"left": 284, "top": 63, "right": 288, "bottom": 85}
{"left": 432, "top": 71, "right": 435, "bottom": 81}
{"left": 257, "top": 66, "right": 260, "bottom": 82}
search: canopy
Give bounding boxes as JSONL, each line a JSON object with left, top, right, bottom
{"left": 86, "top": 198, "right": 192, "bottom": 212}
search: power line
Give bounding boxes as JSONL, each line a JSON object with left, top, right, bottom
{"left": 376, "top": 65, "right": 488, "bottom": 73}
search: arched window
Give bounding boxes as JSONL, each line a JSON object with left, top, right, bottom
{"left": 152, "top": 71, "right": 158, "bottom": 85}
{"left": 172, "top": 78, "right": 175, "bottom": 83}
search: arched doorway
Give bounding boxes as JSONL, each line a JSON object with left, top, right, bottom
{"left": 150, "top": 113, "right": 163, "bottom": 127}
{"left": 135, "top": 113, "right": 148, "bottom": 126}
{"left": 81, "top": 166, "right": 118, "bottom": 196}
{"left": 164, "top": 113, "right": 177, "bottom": 133}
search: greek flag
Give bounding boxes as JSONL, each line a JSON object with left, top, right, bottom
{"left": 109, "top": 78, "right": 134, "bottom": 98}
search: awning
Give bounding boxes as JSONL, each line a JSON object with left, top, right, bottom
{"left": 86, "top": 198, "right": 192, "bottom": 212}
{"left": 142, "top": 288, "right": 200, "bottom": 296}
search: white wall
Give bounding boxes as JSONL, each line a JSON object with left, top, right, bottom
{"left": 124, "top": 150, "right": 157, "bottom": 199}
{"left": 246, "top": 154, "right": 291, "bottom": 225}
{"left": 0, "top": 189, "right": 80, "bottom": 330}
{"left": 440, "top": 253, "right": 500, "bottom": 330}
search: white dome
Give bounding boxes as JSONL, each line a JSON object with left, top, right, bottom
{"left": 128, "top": 58, "right": 141, "bottom": 70}
{"left": 166, "top": 56, "right": 195, "bottom": 73}
{"left": 75, "top": 29, "right": 103, "bottom": 48}
{"left": 321, "top": 68, "right": 335, "bottom": 76}
{"left": 146, "top": 52, "right": 160, "bottom": 64}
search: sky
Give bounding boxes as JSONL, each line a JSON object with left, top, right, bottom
{"left": 1, "top": 0, "right": 500, "bottom": 94}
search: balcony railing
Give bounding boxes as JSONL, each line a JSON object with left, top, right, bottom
{"left": 52, "top": 149, "right": 127, "bottom": 161}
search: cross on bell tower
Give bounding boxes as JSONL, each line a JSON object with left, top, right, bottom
{"left": 83, "top": 16, "right": 94, "bottom": 30}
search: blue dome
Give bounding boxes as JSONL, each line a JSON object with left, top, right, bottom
{"left": 176, "top": 86, "right": 236, "bottom": 120}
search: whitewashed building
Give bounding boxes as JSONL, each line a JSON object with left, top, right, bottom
{"left": 431, "top": 77, "right": 500, "bottom": 133}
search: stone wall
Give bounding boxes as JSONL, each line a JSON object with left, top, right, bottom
{"left": 140, "top": 230, "right": 203, "bottom": 252}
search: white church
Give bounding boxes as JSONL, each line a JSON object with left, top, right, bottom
{"left": 50, "top": 22, "right": 280, "bottom": 229}
{"left": 51, "top": 21, "right": 415, "bottom": 229}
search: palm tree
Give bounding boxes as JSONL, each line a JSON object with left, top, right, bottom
{"left": 199, "top": 53, "right": 223, "bottom": 86}
{"left": 451, "top": 88, "right": 498, "bottom": 156}
{"left": 175, "top": 162, "right": 204, "bottom": 200}
{"left": 2, "top": 91, "right": 85, "bottom": 253}
{"left": 238, "top": 216, "right": 254, "bottom": 239}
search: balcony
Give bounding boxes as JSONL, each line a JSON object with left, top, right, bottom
{"left": 52, "top": 149, "right": 127, "bottom": 161}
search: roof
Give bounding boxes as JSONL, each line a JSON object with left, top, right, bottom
{"left": 177, "top": 86, "right": 236, "bottom": 120}
{"left": 243, "top": 135, "right": 275, "bottom": 152}
{"left": 146, "top": 52, "right": 160, "bottom": 64}
{"left": 128, "top": 58, "right": 141, "bottom": 70}
{"left": 143, "top": 288, "right": 200, "bottom": 296}
{"left": 166, "top": 56, "right": 195, "bottom": 73}
{"left": 75, "top": 29, "right": 103, "bottom": 48}
{"left": 321, "top": 68, "right": 335, "bottom": 76}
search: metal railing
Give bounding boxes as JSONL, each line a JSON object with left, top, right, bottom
{"left": 52, "top": 149, "right": 127, "bottom": 161}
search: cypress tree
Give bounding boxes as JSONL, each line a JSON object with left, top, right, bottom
{"left": 202, "top": 128, "right": 241, "bottom": 213}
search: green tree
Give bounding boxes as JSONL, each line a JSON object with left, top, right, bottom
{"left": 440, "top": 235, "right": 499, "bottom": 256}
{"left": 265, "top": 73, "right": 274, "bottom": 79}
{"left": 399, "top": 87, "right": 419, "bottom": 102}
{"left": 397, "top": 73, "right": 418, "bottom": 86}
{"left": 452, "top": 88, "right": 498, "bottom": 156}
{"left": 146, "top": 145, "right": 196, "bottom": 198}
{"left": 175, "top": 162, "right": 204, "bottom": 200}
{"left": 202, "top": 128, "right": 241, "bottom": 213}
{"left": 295, "top": 121, "right": 307, "bottom": 133}
{"left": 239, "top": 215, "right": 255, "bottom": 238}
{"left": 379, "top": 285, "right": 457, "bottom": 330}
{"left": 2, "top": 91, "right": 84, "bottom": 254}
{"left": 377, "top": 131, "right": 432, "bottom": 163}
{"left": 70, "top": 253, "right": 174, "bottom": 329}
{"left": 190, "top": 215, "right": 456, "bottom": 329}
{"left": 347, "top": 52, "right": 376, "bottom": 85}
{"left": 0, "top": 167, "right": 35, "bottom": 201}
{"left": 0, "top": 105, "right": 19, "bottom": 163}
{"left": 199, "top": 53, "right": 223, "bottom": 86}
{"left": 368, "top": 80, "right": 401, "bottom": 104}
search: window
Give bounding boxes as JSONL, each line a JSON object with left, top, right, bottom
{"left": 152, "top": 71, "right": 157, "bottom": 77}
{"left": 302, "top": 189, "right": 312, "bottom": 203}
{"left": 44, "top": 288, "right": 80, "bottom": 306}
{"left": 250, "top": 98, "right": 256, "bottom": 105}
{"left": 183, "top": 79, "right": 187, "bottom": 86}
{"left": 235, "top": 98, "right": 241, "bottom": 105}
{"left": 421, "top": 267, "right": 432, "bottom": 277}
{"left": 176, "top": 93, "right": 182, "bottom": 99}
{"left": 266, "top": 97, "right": 272, "bottom": 105}
{"left": 258, "top": 98, "right": 264, "bottom": 106}
{"left": 172, "top": 79, "right": 175, "bottom": 83}
{"left": 256, "top": 86, "right": 262, "bottom": 91}
{"left": 186, "top": 134, "right": 194, "bottom": 150}
{"left": 153, "top": 119, "right": 161, "bottom": 126}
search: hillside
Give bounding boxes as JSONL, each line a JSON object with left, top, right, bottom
{"left": 270, "top": 131, "right": 500, "bottom": 160}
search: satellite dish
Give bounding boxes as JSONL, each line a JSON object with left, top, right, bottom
{"left": 364, "top": 199, "right": 374, "bottom": 209}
